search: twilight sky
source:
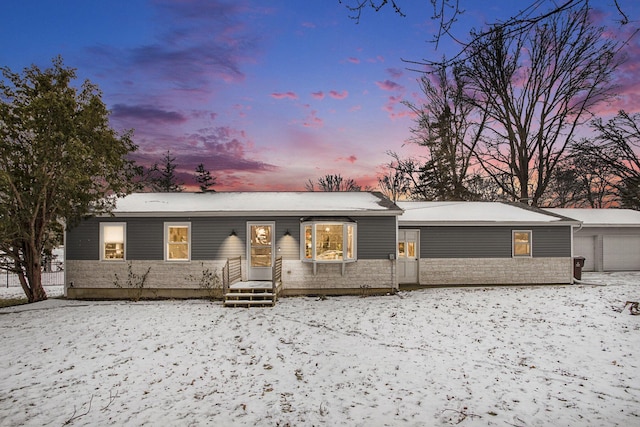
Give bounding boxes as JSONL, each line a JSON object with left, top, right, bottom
{"left": 2, "top": 0, "right": 639, "bottom": 191}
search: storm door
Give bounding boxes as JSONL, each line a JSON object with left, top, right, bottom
{"left": 398, "top": 229, "right": 419, "bottom": 284}
{"left": 247, "top": 222, "right": 275, "bottom": 280}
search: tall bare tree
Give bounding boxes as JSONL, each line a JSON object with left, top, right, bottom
{"left": 463, "top": 3, "right": 620, "bottom": 206}
{"left": 340, "top": 1, "right": 631, "bottom": 60}
{"left": 402, "top": 63, "right": 487, "bottom": 200}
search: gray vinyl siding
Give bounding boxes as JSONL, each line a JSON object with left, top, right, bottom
{"left": 531, "top": 226, "right": 572, "bottom": 257}
{"left": 65, "top": 219, "right": 100, "bottom": 260}
{"left": 67, "top": 215, "right": 395, "bottom": 262}
{"left": 126, "top": 218, "right": 163, "bottom": 260}
{"left": 407, "top": 225, "right": 571, "bottom": 258}
{"left": 357, "top": 217, "right": 397, "bottom": 259}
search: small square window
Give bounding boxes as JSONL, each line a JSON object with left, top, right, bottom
{"left": 513, "top": 230, "right": 532, "bottom": 257}
{"left": 165, "top": 223, "right": 191, "bottom": 261}
{"left": 100, "top": 223, "right": 126, "bottom": 261}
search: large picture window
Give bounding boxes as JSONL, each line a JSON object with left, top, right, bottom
{"left": 302, "top": 220, "right": 357, "bottom": 263}
{"left": 100, "top": 223, "right": 126, "bottom": 261}
{"left": 165, "top": 222, "right": 191, "bottom": 261}
{"left": 513, "top": 230, "right": 532, "bottom": 257}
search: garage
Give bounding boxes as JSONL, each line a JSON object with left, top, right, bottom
{"left": 574, "top": 236, "right": 596, "bottom": 271}
{"left": 546, "top": 208, "right": 640, "bottom": 272}
{"left": 603, "top": 235, "right": 640, "bottom": 271}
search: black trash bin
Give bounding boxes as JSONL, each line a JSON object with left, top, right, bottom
{"left": 573, "top": 256, "right": 586, "bottom": 280}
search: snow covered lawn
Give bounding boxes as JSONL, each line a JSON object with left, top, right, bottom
{"left": 1, "top": 273, "right": 639, "bottom": 426}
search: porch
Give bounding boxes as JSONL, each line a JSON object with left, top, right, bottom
{"left": 222, "top": 256, "right": 283, "bottom": 307}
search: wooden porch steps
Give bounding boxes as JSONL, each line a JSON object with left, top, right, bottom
{"left": 222, "top": 256, "right": 283, "bottom": 308}
{"left": 224, "top": 287, "right": 275, "bottom": 307}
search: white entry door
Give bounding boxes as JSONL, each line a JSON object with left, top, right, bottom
{"left": 247, "top": 222, "right": 275, "bottom": 280}
{"left": 398, "top": 229, "right": 419, "bottom": 284}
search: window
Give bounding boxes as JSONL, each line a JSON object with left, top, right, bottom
{"left": 100, "top": 223, "right": 126, "bottom": 261}
{"left": 398, "top": 241, "right": 415, "bottom": 258}
{"left": 165, "top": 222, "right": 191, "bottom": 261}
{"left": 513, "top": 230, "right": 532, "bottom": 257}
{"left": 302, "top": 221, "right": 357, "bottom": 262}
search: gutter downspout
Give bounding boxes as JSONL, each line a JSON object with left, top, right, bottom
{"left": 571, "top": 221, "right": 584, "bottom": 284}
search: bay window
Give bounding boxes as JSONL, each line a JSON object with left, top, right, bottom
{"left": 302, "top": 219, "right": 356, "bottom": 273}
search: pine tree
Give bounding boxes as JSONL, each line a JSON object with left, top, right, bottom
{"left": 195, "top": 163, "right": 216, "bottom": 192}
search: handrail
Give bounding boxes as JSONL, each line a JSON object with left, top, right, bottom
{"left": 272, "top": 256, "right": 283, "bottom": 303}
{"left": 222, "top": 256, "right": 242, "bottom": 297}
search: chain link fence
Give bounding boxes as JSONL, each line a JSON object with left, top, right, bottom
{"left": 3, "top": 261, "right": 64, "bottom": 288}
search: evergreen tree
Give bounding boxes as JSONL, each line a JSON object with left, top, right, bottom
{"left": 195, "top": 163, "right": 216, "bottom": 192}
{"left": 0, "top": 57, "right": 139, "bottom": 302}
{"left": 147, "top": 151, "right": 183, "bottom": 192}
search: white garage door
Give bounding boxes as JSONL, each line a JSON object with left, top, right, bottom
{"left": 574, "top": 236, "right": 595, "bottom": 271}
{"left": 603, "top": 235, "right": 640, "bottom": 271}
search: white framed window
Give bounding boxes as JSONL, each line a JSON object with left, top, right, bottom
{"left": 165, "top": 222, "right": 191, "bottom": 261}
{"left": 301, "top": 221, "right": 357, "bottom": 262}
{"left": 100, "top": 223, "right": 126, "bottom": 261}
{"left": 513, "top": 230, "right": 532, "bottom": 257}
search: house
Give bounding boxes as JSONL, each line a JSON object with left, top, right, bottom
{"left": 64, "top": 192, "right": 402, "bottom": 299}
{"left": 396, "top": 201, "right": 579, "bottom": 286}
{"left": 544, "top": 208, "right": 640, "bottom": 272}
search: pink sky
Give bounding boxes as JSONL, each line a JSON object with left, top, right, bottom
{"left": 1, "top": 0, "right": 638, "bottom": 191}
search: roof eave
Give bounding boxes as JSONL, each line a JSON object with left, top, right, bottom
{"left": 105, "top": 210, "right": 403, "bottom": 218}
{"left": 398, "top": 220, "right": 580, "bottom": 227}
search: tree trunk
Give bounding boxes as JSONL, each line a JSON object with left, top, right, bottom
{"left": 20, "top": 243, "right": 48, "bottom": 303}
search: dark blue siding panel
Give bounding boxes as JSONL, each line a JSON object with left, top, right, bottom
{"left": 357, "top": 217, "right": 396, "bottom": 259}
{"left": 66, "top": 218, "right": 100, "bottom": 260}
{"left": 66, "top": 215, "right": 398, "bottom": 262}
{"left": 404, "top": 225, "right": 572, "bottom": 258}
{"left": 532, "top": 226, "right": 571, "bottom": 257}
{"left": 126, "top": 218, "right": 164, "bottom": 260}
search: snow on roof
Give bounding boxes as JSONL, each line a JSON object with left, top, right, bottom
{"left": 544, "top": 208, "right": 640, "bottom": 227}
{"left": 109, "top": 192, "right": 402, "bottom": 217}
{"left": 397, "top": 201, "right": 573, "bottom": 225}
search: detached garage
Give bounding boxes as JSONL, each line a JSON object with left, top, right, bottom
{"left": 545, "top": 208, "right": 640, "bottom": 272}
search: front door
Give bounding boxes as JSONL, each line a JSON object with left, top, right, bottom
{"left": 398, "top": 229, "right": 419, "bottom": 284}
{"left": 247, "top": 222, "right": 274, "bottom": 280}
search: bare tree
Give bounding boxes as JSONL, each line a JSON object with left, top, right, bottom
{"left": 377, "top": 156, "right": 411, "bottom": 202}
{"left": 570, "top": 111, "right": 640, "bottom": 208}
{"left": 305, "top": 174, "right": 363, "bottom": 191}
{"left": 463, "top": 3, "right": 620, "bottom": 206}
{"left": 541, "top": 150, "right": 617, "bottom": 208}
{"left": 402, "top": 62, "right": 487, "bottom": 200}
{"left": 340, "top": 1, "right": 631, "bottom": 62}
{"left": 381, "top": 152, "right": 433, "bottom": 200}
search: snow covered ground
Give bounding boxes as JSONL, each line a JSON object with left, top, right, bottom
{"left": 1, "top": 273, "right": 639, "bottom": 426}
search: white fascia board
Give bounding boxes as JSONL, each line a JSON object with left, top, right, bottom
{"left": 398, "top": 220, "right": 580, "bottom": 227}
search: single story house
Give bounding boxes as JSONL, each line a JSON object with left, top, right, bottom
{"left": 64, "top": 194, "right": 583, "bottom": 300}
{"left": 545, "top": 208, "right": 640, "bottom": 272}
{"left": 64, "top": 192, "right": 402, "bottom": 299}
{"left": 396, "top": 201, "right": 579, "bottom": 286}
